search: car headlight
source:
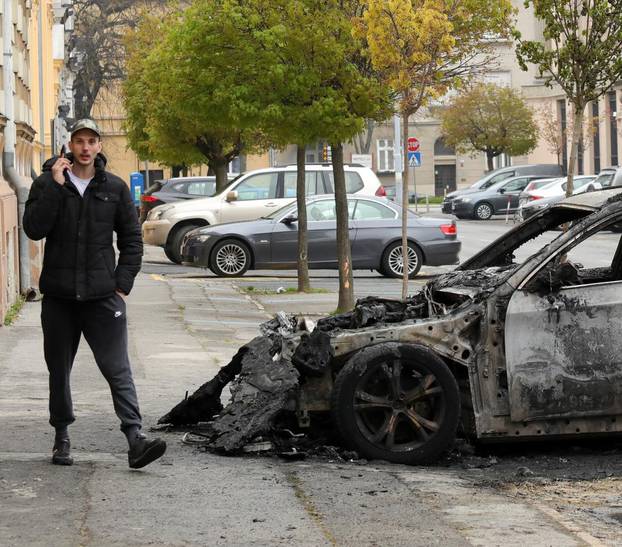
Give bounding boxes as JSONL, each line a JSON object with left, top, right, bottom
{"left": 149, "top": 205, "right": 174, "bottom": 220}
{"left": 456, "top": 197, "right": 471, "bottom": 203}
{"left": 196, "top": 234, "right": 211, "bottom": 243}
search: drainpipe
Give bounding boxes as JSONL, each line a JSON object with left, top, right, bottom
{"left": 38, "top": 0, "right": 46, "bottom": 169}
{"left": 3, "top": 0, "right": 36, "bottom": 299}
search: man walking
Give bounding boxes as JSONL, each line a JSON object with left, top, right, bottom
{"left": 23, "top": 119, "right": 166, "bottom": 469}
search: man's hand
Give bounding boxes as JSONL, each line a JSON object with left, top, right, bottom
{"left": 51, "top": 151, "right": 72, "bottom": 185}
{"left": 115, "top": 290, "right": 127, "bottom": 300}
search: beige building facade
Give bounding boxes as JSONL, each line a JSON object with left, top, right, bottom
{"left": 0, "top": 0, "right": 73, "bottom": 322}
{"left": 100, "top": 1, "right": 620, "bottom": 199}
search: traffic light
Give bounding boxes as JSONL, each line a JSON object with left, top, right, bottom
{"left": 321, "top": 143, "right": 331, "bottom": 162}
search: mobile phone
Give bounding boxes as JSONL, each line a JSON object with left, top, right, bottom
{"left": 59, "top": 144, "right": 71, "bottom": 176}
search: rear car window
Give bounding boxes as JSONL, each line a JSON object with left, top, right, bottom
{"left": 187, "top": 181, "right": 216, "bottom": 196}
{"left": 324, "top": 172, "right": 364, "bottom": 193}
{"left": 235, "top": 173, "right": 278, "bottom": 201}
{"left": 144, "top": 180, "right": 165, "bottom": 194}
{"left": 353, "top": 200, "right": 396, "bottom": 220}
{"left": 594, "top": 172, "right": 614, "bottom": 187}
{"left": 283, "top": 172, "right": 322, "bottom": 197}
{"left": 502, "top": 177, "right": 530, "bottom": 192}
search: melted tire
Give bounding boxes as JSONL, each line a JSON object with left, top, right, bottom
{"left": 331, "top": 343, "right": 460, "bottom": 465}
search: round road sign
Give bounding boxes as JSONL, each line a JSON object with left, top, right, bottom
{"left": 407, "top": 137, "right": 420, "bottom": 152}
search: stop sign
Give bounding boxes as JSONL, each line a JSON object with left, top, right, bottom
{"left": 407, "top": 137, "right": 420, "bottom": 152}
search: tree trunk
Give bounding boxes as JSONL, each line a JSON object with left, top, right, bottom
{"left": 401, "top": 111, "right": 410, "bottom": 301}
{"left": 486, "top": 151, "right": 495, "bottom": 171}
{"left": 331, "top": 142, "right": 354, "bottom": 312}
{"left": 212, "top": 160, "right": 229, "bottom": 193}
{"left": 566, "top": 103, "right": 585, "bottom": 197}
{"left": 296, "top": 145, "right": 310, "bottom": 292}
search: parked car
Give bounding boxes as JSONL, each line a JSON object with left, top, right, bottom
{"left": 384, "top": 186, "right": 420, "bottom": 203}
{"left": 449, "top": 174, "right": 557, "bottom": 220}
{"left": 139, "top": 175, "right": 238, "bottom": 223}
{"left": 591, "top": 166, "right": 622, "bottom": 189}
{"left": 441, "top": 164, "right": 563, "bottom": 213}
{"left": 285, "top": 188, "right": 622, "bottom": 464}
{"left": 519, "top": 175, "right": 597, "bottom": 205}
{"left": 180, "top": 195, "right": 460, "bottom": 278}
{"left": 143, "top": 164, "right": 387, "bottom": 263}
{"left": 519, "top": 174, "right": 617, "bottom": 221}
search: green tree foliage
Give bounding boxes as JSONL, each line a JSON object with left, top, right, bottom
{"left": 125, "top": 0, "right": 390, "bottom": 310}
{"left": 357, "top": 0, "right": 513, "bottom": 299}
{"left": 440, "top": 83, "right": 538, "bottom": 171}
{"left": 124, "top": 2, "right": 273, "bottom": 191}
{"left": 515, "top": 0, "right": 622, "bottom": 195}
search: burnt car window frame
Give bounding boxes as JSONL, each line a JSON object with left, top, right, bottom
{"left": 517, "top": 210, "right": 622, "bottom": 291}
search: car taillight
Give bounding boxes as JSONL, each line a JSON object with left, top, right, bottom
{"left": 375, "top": 185, "right": 386, "bottom": 197}
{"left": 528, "top": 195, "right": 543, "bottom": 201}
{"left": 440, "top": 223, "right": 456, "bottom": 235}
{"left": 141, "top": 195, "right": 158, "bottom": 202}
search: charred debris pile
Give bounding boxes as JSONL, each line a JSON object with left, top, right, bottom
{"left": 158, "top": 272, "right": 503, "bottom": 456}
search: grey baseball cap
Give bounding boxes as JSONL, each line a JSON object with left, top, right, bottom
{"left": 70, "top": 118, "right": 101, "bottom": 138}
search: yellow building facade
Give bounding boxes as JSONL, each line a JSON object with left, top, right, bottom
{"left": 0, "top": 0, "right": 72, "bottom": 322}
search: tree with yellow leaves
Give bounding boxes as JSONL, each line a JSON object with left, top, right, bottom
{"left": 356, "top": 0, "right": 513, "bottom": 299}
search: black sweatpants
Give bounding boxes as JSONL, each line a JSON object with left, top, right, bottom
{"left": 41, "top": 293, "right": 142, "bottom": 433}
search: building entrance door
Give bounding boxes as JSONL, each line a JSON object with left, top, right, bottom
{"left": 434, "top": 165, "right": 456, "bottom": 196}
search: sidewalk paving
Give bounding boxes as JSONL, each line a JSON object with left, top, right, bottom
{"left": 0, "top": 266, "right": 599, "bottom": 546}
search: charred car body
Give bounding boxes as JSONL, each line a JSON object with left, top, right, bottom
{"left": 163, "top": 189, "right": 622, "bottom": 465}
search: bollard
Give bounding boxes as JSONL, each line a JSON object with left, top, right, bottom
{"left": 505, "top": 195, "right": 511, "bottom": 224}
{"left": 426, "top": 194, "right": 429, "bottom": 213}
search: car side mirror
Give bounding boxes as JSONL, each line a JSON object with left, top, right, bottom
{"left": 281, "top": 214, "right": 298, "bottom": 225}
{"left": 499, "top": 188, "right": 506, "bottom": 194}
{"left": 226, "top": 190, "right": 238, "bottom": 202}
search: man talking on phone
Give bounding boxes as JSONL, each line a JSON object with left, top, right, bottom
{"left": 23, "top": 118, "right": 166, "bottom": 468}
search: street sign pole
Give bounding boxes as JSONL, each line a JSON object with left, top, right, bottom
{"left": 393, "top": 114, "right": 403, "bottom": 206}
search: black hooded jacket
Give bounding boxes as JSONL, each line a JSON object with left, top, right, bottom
{"left": 23, "top": 153, "right": 143, "bottom": 301}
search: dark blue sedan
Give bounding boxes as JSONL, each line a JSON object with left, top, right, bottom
{"left": 181, "top": 195, "right": 460, "bottom": 278}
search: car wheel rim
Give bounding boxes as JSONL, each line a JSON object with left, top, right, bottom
{"left": 388, "top": 245, "right": 418, "bottom": 276}
{"left": 353, "top": 357, "right": 445, "bottom": 452}
{"left": 476, "top": 204, "right": 491, "bottom": 219}
{"left": 215, "top": 244, "right": 247, "bottom": 275}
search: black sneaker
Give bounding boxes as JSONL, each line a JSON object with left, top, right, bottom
{"left": 128, "top": 434, "right": 167, "bottom": 469}
{"left": 52, "top": 438, "right": 74, "bottom": 466}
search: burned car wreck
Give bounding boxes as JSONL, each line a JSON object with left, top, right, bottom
{"left": 161, "top": 189, "right": 622, "bottom": 465}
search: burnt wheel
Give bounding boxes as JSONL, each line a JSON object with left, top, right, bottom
{"left": 332, "top": 343, "right": 460, "bottom": 465}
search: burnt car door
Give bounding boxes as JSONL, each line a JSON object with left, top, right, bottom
{"left": 504, "top": 214, "right": 622, "bottom": 422}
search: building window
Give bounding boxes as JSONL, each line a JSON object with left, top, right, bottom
{"left": 609, "top": 92, "right": 618, "bottom": 166}
{"left": 434, "top": 137, "right": 455, "bottom": 155}
{"left": 377, "top": 139, "right": 394, "bottom": 172}
{"left": 228, "top": 156, "right": 241, "bottom": 175}
{"left": 559, "top": 99, "right": 568, "bottom": 173}
{"left": 593, "top": 101, "right": 601, "bottom": 173}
